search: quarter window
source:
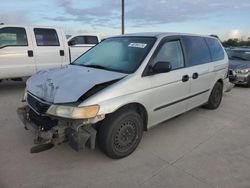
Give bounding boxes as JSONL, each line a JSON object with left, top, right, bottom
{"left": 182, "top": 36, "right": 211, "bottom": 66}
{"left": 205, "top": 38, "right": 224, "bottom": 61}
{"left": 154, "top": 40, "right": 184, "bottom": 70}
{"left": 34, "top": 28, "right": 59, "bottom": 46}
{"left": 0, "top": 27, "right": 28, "bottom": 48}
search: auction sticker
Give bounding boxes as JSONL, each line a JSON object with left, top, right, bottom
{"left": 128, "top": 43, "right": 147, "bottom": 48}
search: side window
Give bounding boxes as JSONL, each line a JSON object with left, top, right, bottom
{"left": 182, "top": 36, "right": 211, "bottom": 66}
{"left": 0, "top": 27, "right": 28, "bottom": 48}
{"left": 34, "top": 28, "right": 59, "bottom": 46}
{"left": 205, "top": 38, "right": 224, "bottom": 61}
{"left": 86, "top": 36, "right": 98, "bottom": 44}
{"left": 69, "top": 36, "right": 86, "bottom": 45}
{"left": 154, "top": 40, "right": 184, "bottom": 70}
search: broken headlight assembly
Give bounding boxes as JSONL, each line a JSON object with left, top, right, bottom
{"left": 46, "top": 105, "right": 100, "bottom": 119}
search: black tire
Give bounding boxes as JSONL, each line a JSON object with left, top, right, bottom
{"left": 246, "top": 76, "right": 250, "bottom": 88}
{"left": 98, "top": 108, "right": 143, "bottom": 159}
{"left": 204, "top": 82, "right": 223, "bottom": 109}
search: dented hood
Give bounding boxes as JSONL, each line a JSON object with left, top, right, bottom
{"left": 26, "top": 65, "right": 127, "bottom": 103}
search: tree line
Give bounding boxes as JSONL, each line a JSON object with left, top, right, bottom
{"left": 210, "top": 35, "right": 250, "bottom": 47}
{"left": 222, "top": 38, "right": 250, "bottom": 47}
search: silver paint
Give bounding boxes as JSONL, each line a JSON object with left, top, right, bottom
{"left": 26, "top": 65, "right": 127, "bottom": 103}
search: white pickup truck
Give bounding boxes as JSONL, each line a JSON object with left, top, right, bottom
{"left": 0, "top": 25, "right": 99, "bottom": 80}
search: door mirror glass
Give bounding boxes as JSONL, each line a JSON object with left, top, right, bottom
{"left": 152, "top": 61, "right": 172, "bottom": 74}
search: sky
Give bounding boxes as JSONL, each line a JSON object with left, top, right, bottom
{"left": 1, "top": 0, "right": 250, "bottom": 40}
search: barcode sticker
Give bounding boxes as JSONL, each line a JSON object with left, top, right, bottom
{"left": 128, "top": 43, "right": 147, "bottom": 48}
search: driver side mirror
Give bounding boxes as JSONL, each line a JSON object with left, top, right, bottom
{"left": 151, "top": 61, "right": 172, "bottom": 74}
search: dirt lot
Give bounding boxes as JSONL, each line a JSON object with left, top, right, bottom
{"left": 0, "top": 80, "right": 250, "bottom": 188}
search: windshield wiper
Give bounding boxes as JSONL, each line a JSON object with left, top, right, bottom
{"left": 231, "top": 56, "right": 247, "bottom": 61}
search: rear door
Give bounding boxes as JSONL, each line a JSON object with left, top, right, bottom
{"left": 181, "top": 36, "right": 214, "bottom": 110}
{"left": 0, "top": 26, "right": 35, "bottom": 79}
{"left": 146, "top": 37, "right": 191, "bottom": 126}
{"left": 31, "top": 27, "right": 65, "bottom": 71}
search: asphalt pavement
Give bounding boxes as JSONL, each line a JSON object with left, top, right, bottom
{"left": 0, "top": 80, "right": 250, "bottom": 188}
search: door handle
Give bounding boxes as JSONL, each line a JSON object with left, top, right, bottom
{"left": 27, "top": 50, "right": 33, "bottom": 57}
{"left": 192, "top": 72, "right": 199, "bottom": 79}
{"left": 182, "top": 75, "right": 189, "bottom": 82}
{"left": 60, "top": 50, "right": 65, "bottom": 56}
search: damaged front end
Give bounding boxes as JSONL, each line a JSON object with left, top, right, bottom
{"left": 17, "top": 93, "right": 104, "bottom": 153}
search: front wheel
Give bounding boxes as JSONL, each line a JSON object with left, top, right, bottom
{"left": 98, "top": 108, "right": 143, "bottom": 159}
{"left": 204, "top": 82, "right": 223, "bottom": 109}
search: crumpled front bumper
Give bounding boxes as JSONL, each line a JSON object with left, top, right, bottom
{"left": 17, "top": 106, "right": 56, "bottom": 143}
{"left": 17, "top": 106, "right": 97, "bottom": 152}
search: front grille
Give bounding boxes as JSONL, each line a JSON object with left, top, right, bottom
{"left": 27, "top": 94, "right": 50, "bottom": 115}
{"left": 29, "top": 109, "right": 58, "bottom": 131}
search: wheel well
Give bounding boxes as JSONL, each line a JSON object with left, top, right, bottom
{"left": 217, "top": 79, "right": 223, "bottom": 85}
{"left": 114, "top": 103, "right": 148, "bottom": 131}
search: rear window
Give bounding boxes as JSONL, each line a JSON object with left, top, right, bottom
{"left": 205, "top": 38, "right": 224, "bottom": 61}
{"left": 34, "top": 28, "right": 60, "bottom": 46}
{"left": 86, "top": 36, "right": 98, "bottom": 44}
{"left": 0, "top": 27, "right": 28, "bottom": 48}
{"left": 69, "top": 36, "right": 98, "bottom": 45}
{"left": 182, "top": 36, "right": 211, "bottom": 66}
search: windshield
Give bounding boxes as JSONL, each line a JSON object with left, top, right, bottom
{"left": 73, "top": 37, "right": 156, "bottom": 73}
{"left": 226, "top": 49, "right": 250, "bottom": 61}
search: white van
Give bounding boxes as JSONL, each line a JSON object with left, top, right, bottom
{"left": 0, "top": 25, "right": 99, "bottom": 80}
{"left": 18, "top": 32, "right": 230, "bottom": 159}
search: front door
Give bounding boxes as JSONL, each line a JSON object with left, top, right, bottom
{"left": 146, "top": 37, "right": 190, "bottom": 127}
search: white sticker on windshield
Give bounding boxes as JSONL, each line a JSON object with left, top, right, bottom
{"left": 128, "top": 43, "right": 147, "bottom": 48}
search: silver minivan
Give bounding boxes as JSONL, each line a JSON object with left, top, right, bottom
{"left": 18, "top": 33, "right": 229, "bottom": 159}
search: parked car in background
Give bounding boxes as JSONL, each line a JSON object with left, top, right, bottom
{"left": 0, "top": 25, "right": 99, "bottom": 81}
{"left": 17, "top": 33, "right": 229, "bottom": 159}
{"left": 67, "top": 34, "right": 100, "bottom": 62}
{"left": 226, "top": 48, "right": 250, "bottom": 87}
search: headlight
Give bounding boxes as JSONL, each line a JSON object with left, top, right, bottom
{"left": 46, "top": 105, "right": 99, "bottom": 119}
{"left": 236, "top": 68, "right": 250, "bottom": 74}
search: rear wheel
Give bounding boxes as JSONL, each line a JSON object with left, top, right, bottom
{"left": 98, "top": 108, "right": 143, "bottom": 159}
{"left": 246, "top": 76, "right": 250, "bottom": 88}
{"left": 204, "top": 82, "right": 223, "bottom": 109}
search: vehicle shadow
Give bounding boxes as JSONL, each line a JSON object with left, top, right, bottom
{"left": 0, "top": 80, "right": 26, "bottom": 93}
